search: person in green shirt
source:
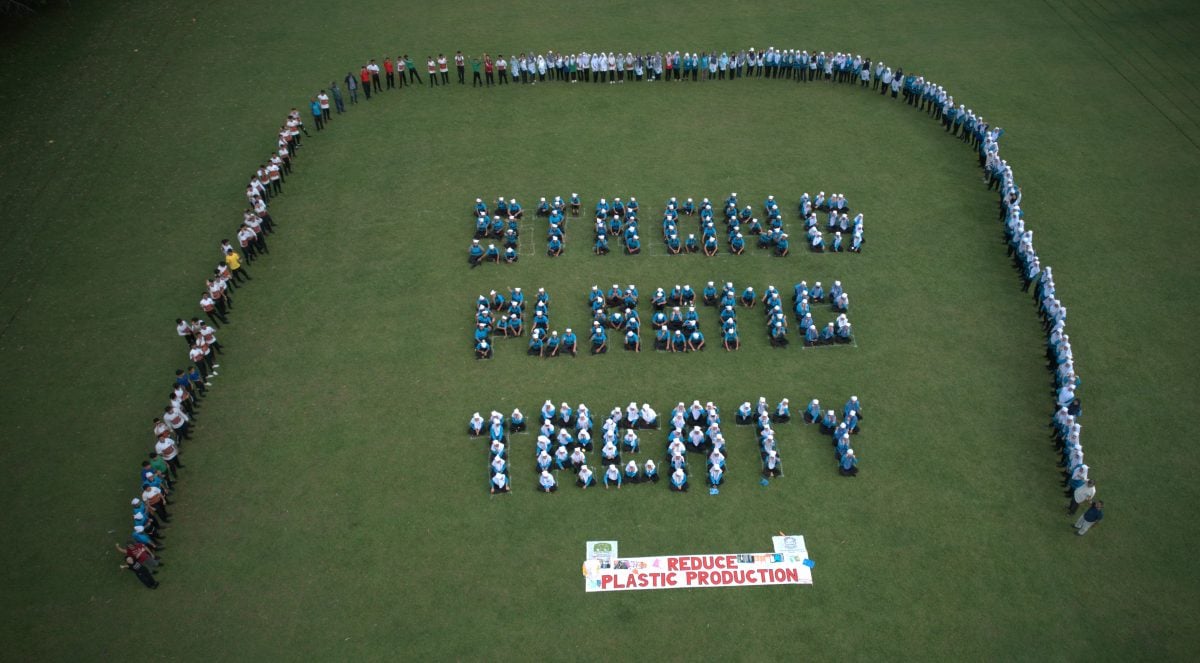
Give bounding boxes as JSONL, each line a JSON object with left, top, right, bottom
{"left": 148, "top": 451, "right": 174, "bottom": 484}
{"left": 471, "top": 57, "right": 483, "bottom": 87}
{"left": 403, "top": 54, "right": 421, "bottom": 85}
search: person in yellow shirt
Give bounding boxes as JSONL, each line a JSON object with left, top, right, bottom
{"left": 224, "top": 248, "right": 250, "bottom": 284}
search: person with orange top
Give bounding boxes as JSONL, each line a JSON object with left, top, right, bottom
{"left": 359, "top": 65, "right": 371, "bottom": 99}
{"left": 383, "top": 56, "right": 396, "bottom": 89}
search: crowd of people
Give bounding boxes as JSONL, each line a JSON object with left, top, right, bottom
{"left": 117, "top": 98, "right": 316, "bottom": 588}
{"left": 471, "top": 395, "right": 864, "bottom": 492}
{"left": 472, "top": 280, "right": 852, "bottom": 357}
{"left": 468, "top": 190, "right": 865, "bottom": 261}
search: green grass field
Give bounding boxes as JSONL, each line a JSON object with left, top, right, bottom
{"left": 1, "top": 0, "right": 1199, "bottom": 659}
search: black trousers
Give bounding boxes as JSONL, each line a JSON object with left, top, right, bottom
{"left": 130, "top": 564, "right": 158, "bottom": 588}
{"left": 457, "top": 66, "right": 465, "bottom": 83}
{"left": 386, "top": 72, "right": 395, "bottom": 88}
{"left": 371, "top": 74, "right": 381, "bottom": 92}
{"left": 473, "top": 71, "right": 482, "bottom": 87}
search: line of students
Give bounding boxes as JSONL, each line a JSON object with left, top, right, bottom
{"left": 120, "top": 103, "right": 307, "bottom": 588}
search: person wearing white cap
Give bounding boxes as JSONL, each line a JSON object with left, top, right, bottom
{"left": 843, "top": 396, "right": 863, "bottom": 421}
{"left": 762, "top": 449, "right": 783, "bottom": 477}
{"left": 569, "top": 192, "right": 581, "bottom": 216}
{"left": 839, "top": 449, "right": 858, "bottom": 477}
{"left": 468, "top": 239, "right": 484, "bottom": 267}
{"left": 490, "top": 471, "right": 510, "bottom": 494}
{"left": 577, "top": 464, "right": 595, "bottom": 488}
{"left": 538, "top": 470, "right": 558, "bottom": 493}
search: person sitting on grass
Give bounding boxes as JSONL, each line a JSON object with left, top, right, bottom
{"left": 804, "top": 324, "right": 819, "bottom": 346}
{"left": 763, "top": 449, "right": 783, "bottom": 477}
{"left": 836, "top": 320, "right": 854, "bottom": 343}
{"left": 839, "top": 449, "right": 858, "bottom": 477}
{"left": 670, "top": 467, "right": 689, "bottom": 492}
{"left": 528, "top": 329, "right": 545, "bottom": 356}
{"left": 687, "top": 329, "right": 705, "bottom": 351}
{"left": 510, "top": 409, "right": 526, "bottom": 433}
{"left": 485, "top": 243, "right": 500, "bottom": 263}
{"left": 490, "top": 471, "right": 510, "bottom": 494}
{"left": 547, "top": 234, "right": 563, "bottom": 257}
{"left": 561, "top": 328, "right": 577, "bottom": 356}
{"left": 577, "top": 464, "right": 595, "bottom": 489}
{"left": 508, "top": 198, "right": 523, "bottom": 219}
{"left": 804, "top": 399, "right": 821, "bottom": 424}
{"left": 475, "top": 338, "right": 492, "bottom": 359}
{"left": 538, "top": 470, "right": 557, "bottom": 493}
{"left": 468, "top": 239, "right": 484, "bottom": 266}
{"left": 468, "top": 412, "right": 485, "bottom": 436}
{"left": 625, "top": 233, "right": 641, "bottom": 254}
{"left": 624, "top": 460, "right": 640, "bottom": 483}
{"left": 721, "top": 323, "right": 740, "bottom": 351}
{"left": 590, "top": 323, "right": 607, "bottom": 354}
{"left": 604, "top": 463, "right": 623, "bottom": 489}
{"left": 820, "top": 410, "right": 838, "bottom": 434}
{"left": 741, "top": 286, "right": 756, "bottom": 308}
{"left": 643, "top": 459, "right": 659, "bottom": 482}
{"left": 708, "top": 464, "right": 724, "bottom": 486}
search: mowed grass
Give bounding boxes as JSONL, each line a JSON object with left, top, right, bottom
{"left": 0, "top": 0, "right": 1199, "bottom": 659}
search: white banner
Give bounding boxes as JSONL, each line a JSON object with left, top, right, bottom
{"left": 583, "top": 536, "right": 811, "bottom": 592}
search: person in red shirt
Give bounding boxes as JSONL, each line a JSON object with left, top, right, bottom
{"left": 116, "top": 542, "right": 161, "bottom": 570}
{"left": 384, "top": 56, "right": 396, "bottom": 89}
{"left": 484, "top": 54, "right": 494, "bottom": 86}
{"left": 426, "top": 56, "right": 438, "bottom": 87}
{"left": 360, "top": 65, "right": 372, "bottom": 99}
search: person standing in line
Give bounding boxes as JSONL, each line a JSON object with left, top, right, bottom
{"left": 359, "top": 65, "right": 372, "bottom": 99}
{"left": 403, "top": 55, "right": 420, "bottom": 84}
{"left": 344, "top": 72, "right": 358, "bottom": 104}
{"left": 310, "top": 97, "right": 323, "bottom": 131}
{"left": 330, "top": 82, "right": 345, "bottom": 114}
{"left": 317, "top": 90, "right": 331, "bottom": 121}
{"left": 1074, "top": 500, "right": 1104, "bottom": 535}
{"left": 438, "top": 54, "right": 450, "bottom": 85}
{"left": 471, "top": 55, "right": 483, "bottom": 87}
{"left": 367, "top": 59, "right": 382, "bottom": 92}
{"left": 427, "top": 56, "right": 438, "bottom": 87}
{"left": 1068, "top": 479, "right": 1096, "bottom": 515}
{"left": 495, "top": 53, "right": 507, "bottom": 84}
{"left": 384, "top": 56, "right": 395, "bottom": 89}
{"left": 483, "top": 54, "right": 494, "bottom": 86}
{"left": 455, "top": 50, "right": 466, "bottom": 84}
{"left": 155, "top": 434, "right": 183, "bottom": 474}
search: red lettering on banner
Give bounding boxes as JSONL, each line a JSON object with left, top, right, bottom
{"left": 721, "top": 570, "right": 734, "bottom": 585}
{"left": 757, "top": 569, "right": 771, "bottom": 583}
{"left": 733, "top": 570, "right": 747, "bottom": 584}
{"left": 773, "top": 569, "right": 785, "bottom": 582}
{"left": 685, "top": 571, "right": 697, "bottom": 584}
{"left": 785, "top": 568, "right": 800, "bottom": 582}
{"left": 691, "top": 556, "right": 705, "bottom": 570}
{"left": 667, "top": 557, "right": 680, "bottom": 571}
{"left": 601, "top": 574, "right": 615, "bottom": 589}
{"left": 667, "top": 572, "right": 678, "bottom": 586}
{"left": 697, "top": 571, "right": 709, "bottom": 584}
{"left": 726, "top": 555, "right": 737, "bottom": 569}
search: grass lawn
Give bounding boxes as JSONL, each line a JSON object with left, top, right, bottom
{"left": 0, "top": 0, "right": 1198, "bottom": 659}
